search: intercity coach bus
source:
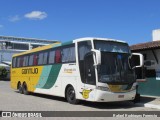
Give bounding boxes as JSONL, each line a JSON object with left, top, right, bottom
{"left": 11, "top": 37, "right": 143, "bottom": 104}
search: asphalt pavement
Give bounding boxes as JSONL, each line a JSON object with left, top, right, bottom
{"left": 0, "top": 80, "right": 160, "bottom": 120}
{"left": 136, "top": 96, "right": 160, "bottom": 109}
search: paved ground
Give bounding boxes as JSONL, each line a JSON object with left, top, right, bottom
{"left": 136, "top": 96, "right": 160, "bottom": 109}
{"left": 0, "top": 80, "right": 159, "bottom": 120}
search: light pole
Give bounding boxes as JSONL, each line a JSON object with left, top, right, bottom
{"left": 28, "top": 43, "right": 33, "bottom": 50}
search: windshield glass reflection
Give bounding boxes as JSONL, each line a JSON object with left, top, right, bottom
{"left": 98, "top": 52, "right": 135, "bottom": 84}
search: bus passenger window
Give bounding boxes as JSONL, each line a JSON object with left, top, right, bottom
{"left": 29, "top": 55, "right": 34, "bottom": 66}
{"left": 62, "top": 47, "right": 75, "bottom": 63}
{"left": 12, "top": 57, "right": 16, "bottom": 68}
{"left": 38, "top": 53, "right": 44, "bottom": 65}
{"left": 17, "top": 57, "right": 21, "bottom": 67}
{"left": 33, "top": 54, "right": 38, "bottom": 65}
{"left": 55, "top": 50, "right": 61, "bottom": 63}
{"left": 49, "top": 51, "right": 55, "bottom": 64}
{"left": 43, "top": 52, "right": 48, "bottom": 64}
{"left": 23, "top": 56, "right": 29, "bottom": 67}
{"left": 20, "top": 57, "right": 24, "bottom": 67}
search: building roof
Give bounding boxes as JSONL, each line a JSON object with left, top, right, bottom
{"left": 0, "top": 35, "right": 59, "bottom": 44}
{"left": 130, "top": 40, "right": 160, "bottom": 51}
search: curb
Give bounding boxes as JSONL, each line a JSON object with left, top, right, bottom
{"left": 135, "top": 101, "right": 160, "bottom": 110}
{"left": 144, "top": 103, "right": 160, "bottom": 109}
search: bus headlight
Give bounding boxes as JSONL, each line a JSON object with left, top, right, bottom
{"left": 97, "top": 86, "right": 110, "bottom": 91}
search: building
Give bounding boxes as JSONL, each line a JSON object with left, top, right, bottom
{"left": 0, "top": 35, "right": 59, "bottom": 79}
{"left": 130, "top": 29, "right": 160, "bottom": 97}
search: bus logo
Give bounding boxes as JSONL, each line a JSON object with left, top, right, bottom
{"left": 82, "top": 89, "right": 91, "bottom": 99}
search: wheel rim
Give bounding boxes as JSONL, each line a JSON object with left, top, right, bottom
{"left": 18, "top": 84, "right": 22, "bottom": 93}
{"left": 23, "top": 85, "right": 26, "bottom": 92}
{"left": 67, "top": 87, "right": 75, "bottom": 101}
{"left": 23, "top": 84, "right": 28, "bottom": 94}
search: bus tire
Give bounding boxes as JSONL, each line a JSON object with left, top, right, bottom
{"left": 17, "top": 82, "right": 23, "bottom": 94}
{"left": 66, "top": 86, "right": 79, "bottom": 104}
{"left": 22, "top": 82, "right": 29, "bottom": 95}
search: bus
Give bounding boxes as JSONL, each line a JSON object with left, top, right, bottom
{"left": 11, "top": 37, "right": 143, "bottom": 104}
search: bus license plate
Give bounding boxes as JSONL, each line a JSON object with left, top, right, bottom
{"left": 118, "top": 95, "right": 124, "bottom": 98}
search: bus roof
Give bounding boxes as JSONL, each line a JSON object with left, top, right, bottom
{"left": 73, "top": 37, "right": 127, "bottom": 43}
{"left": 12, "top": 42, "right": 61, "bottom": 57}
{"left": 12, "top": 37, "right": 127, "bottom": 57}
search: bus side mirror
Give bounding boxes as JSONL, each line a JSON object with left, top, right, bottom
{"left": 91, "top": 49, "right": 101, "bottom": 66}
{"left": 129, "top": 53, "right": 144, "bottom": 69}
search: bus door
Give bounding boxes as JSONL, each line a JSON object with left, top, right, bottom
{"left": 78, "top": 41, "right": 96, "bottom": 100}
{"left": 84, "top": 53, "right": 96, "bottom": 87}
{"left": 82, "top": 52, "right": 96, "bottom": 101}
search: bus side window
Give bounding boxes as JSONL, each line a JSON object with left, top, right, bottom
{"left": 23, "top": 56, "right": 29, "bottom": 67}
{"left": 38, "top": 52, "right": 44, "bottom": 65}
{"left": 25, "top": 56, "right": 29, "bottom": 66}
{"left": 70, "top": 46, "right": 76, "bottom": 62}
{"left": 33, "top": 54, "right": 38, "bottom": 66}
{"left": 49, "top": 51, "right": 55, "bottom": 64}
{"left": 20, "top": 57, "right": 24, "bottom": 67}
{"left": 55, "top": 49, "right": 61, "bottom": 63}
{"left": 29, "top": 55, "right": 34, "bottom": 66}
{"left": 43, "top": 52, "right": 48, "bottom": 64}
{"left": 62, "top": 46, "right": 75, "bottom": 63}
{"left": 12, "top": 57, "right": 16, "bottom": 68}
{"left": 17, "top": 57, "right": 20, "bottom": 67}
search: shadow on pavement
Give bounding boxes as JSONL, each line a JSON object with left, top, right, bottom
{"left": 30, "top": 92, "right": 67, "bottom": 102}
{"left": 14, "top": 90, "right": 157, "bottom": 109}
{"left": 138, "top": 96, "right": 156, "bottom": 104}
{"left": 79, "top": 100, "right": 138, "bottom": 109}
{"left": 27, "top": 92, "right": 139, "bottom": 109}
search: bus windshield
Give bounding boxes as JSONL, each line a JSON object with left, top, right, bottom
{"left": 94, "top": 40, "right": 135, "bottom": 84}
{"left": 94, "top": 40, "right": 130, "bottom": 53}
{"left": 98, "top": 52, "right": 136, "bottom": 84}
{"left": 98, "top": 52, "right": 135, "bottom": 84}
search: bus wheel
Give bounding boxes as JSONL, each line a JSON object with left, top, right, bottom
{"left": 17, "top": 82, "right": 23, "bottom": 94}
{"left": 22, "top": 83, "right": 29, "bottom": 95}
{"left": 66, "top": 86, "right": 79, "bottom": 104}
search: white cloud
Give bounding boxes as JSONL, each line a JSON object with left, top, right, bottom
{"left": 24, "top": 11, "right": 47, "bottom": 20}
{"left": 0, "top": 25, "right": 3, "bottom": 28}
{"left": 9, "top": 15, "right": 21, "bottom": 22}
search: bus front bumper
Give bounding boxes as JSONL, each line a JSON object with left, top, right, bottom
{"left": 95, "top": 89, "right": 136, "bottom": 102}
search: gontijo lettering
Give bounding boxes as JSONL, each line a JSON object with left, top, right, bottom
{"left": 22, "top": 68, "right": 38, "bottom": 74}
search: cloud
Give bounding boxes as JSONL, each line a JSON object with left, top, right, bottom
{"left": 24, "top": 11, "right": 47, "bottom": 20}
{"left": 9, "top": 15, "right": 21, "bottom": 22}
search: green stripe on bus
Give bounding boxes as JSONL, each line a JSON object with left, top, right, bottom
{"left": 42, "top": 64, "right": 62, "bottom": 89}
{"left": 61, "top": 41, "right": 73, "bottom": 46}
{"left": 36, "top": 65, "right": 52, "bottom": 88}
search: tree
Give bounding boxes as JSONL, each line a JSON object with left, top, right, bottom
{"left": 0, "top": 66, "right": 8, "bottom": 79}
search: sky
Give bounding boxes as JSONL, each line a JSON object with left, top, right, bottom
{"left": 0, "top": 0, "right": 160, "bottom": 45}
